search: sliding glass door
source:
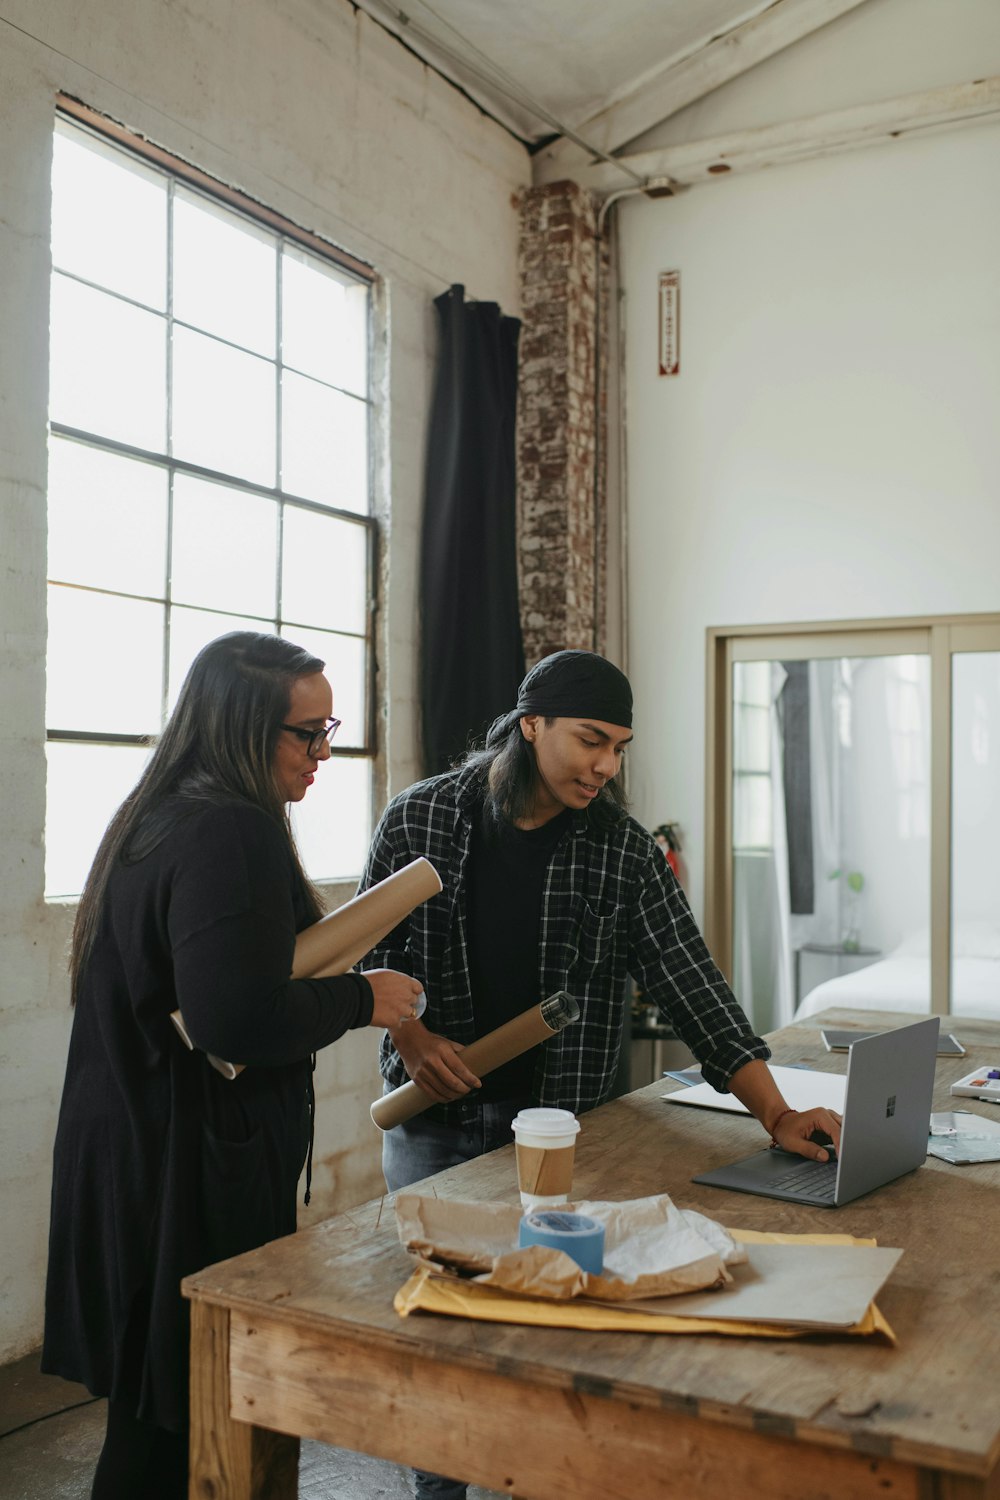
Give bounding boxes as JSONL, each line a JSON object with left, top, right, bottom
{"left": 705, "top": 616, "right": 1000, "bottom": 1032}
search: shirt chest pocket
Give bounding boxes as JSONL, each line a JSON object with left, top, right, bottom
{"left": 570, "top": 903, "right": 619, "bottom": 974}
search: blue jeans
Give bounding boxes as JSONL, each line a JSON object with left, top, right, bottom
{"left": 382, "top": 1095, "right": 528, "bottom": 1194}
{"left": 382, "top": 1093, "right": 530, "bottom": 1500}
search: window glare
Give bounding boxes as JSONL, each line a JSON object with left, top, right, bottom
{"left": 281, "top": 625, "right": 367, "bottom": 750}
{"left": 171, "top": 475, "right": 278, "bottom": 618}
{"left": 47, "top": 438, "right": 168, "bottom": 597}
{"left": 173, "top": 190, "right": 276, "bottom": 357}
{"left": 733, "top": 662, "right": 773, "bottom": 850}
{"left": 171, "top": 326, "right": 276, "bottom": 485}
{"left": 47, "top": 586, "right": 164, "bottom": 734}
{"left": 167, "top": 607, "right": 273, "bottom": 712}
{"left": 733, "top": 774, "right": 772, "bottom": 851}
{"left": 290, "top": 756, "right": 371, "bottom": 881}
{"left": 282, "top": 248, "right": 368, "bottom": 395}
{"left": 281, "top": 507, "right": 368, "bottom": 635}
{"left": 50, "top": 274, "right": 167, "bottom": 451}
{"left": 45, "top": 742, "right": 152, "bottom": 899}
{"left": 52, "top": 124, "right": 167, "bottom": 308}
{"left": 47, "top": 115, "right": 374, "bottom": 896}
{"left": 282, "top": 372, "right": 368, "bottom": 513}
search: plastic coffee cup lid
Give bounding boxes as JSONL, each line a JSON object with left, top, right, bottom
{"left": 512, "top": 1107, "right": 580, "bottom": 1138}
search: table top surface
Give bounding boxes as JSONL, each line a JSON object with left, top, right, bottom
{"left": 184, "top": 1009, "right": 1000, "bottom": 1477}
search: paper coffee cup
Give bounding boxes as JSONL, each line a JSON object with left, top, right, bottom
{"left": 512, "top": 1107, "right": 580, "bottom": 1209}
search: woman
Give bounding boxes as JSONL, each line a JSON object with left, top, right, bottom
{"left": 42, "top": 631, "right": 421, "bottom": 1499}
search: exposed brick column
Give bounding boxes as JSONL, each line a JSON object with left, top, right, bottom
{"left": 517, "top": 180, "right": 609, "bottom": 666}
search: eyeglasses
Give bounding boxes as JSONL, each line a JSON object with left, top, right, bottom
{"left": 280, "top": 718, "right": 342, "bottom": 757}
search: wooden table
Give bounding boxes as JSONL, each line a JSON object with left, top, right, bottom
{"left": 183, "top": 1009, "right": 1000, "bottom": 1500}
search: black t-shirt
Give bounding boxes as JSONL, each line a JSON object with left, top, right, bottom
{"left": 465, "top": 801, "right": 571, "bottom": 1101}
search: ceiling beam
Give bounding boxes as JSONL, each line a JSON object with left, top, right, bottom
{"left": 350, "top": 0, "right": 540, "bottom": 141}
{"left": 553, "top": 76, "right": 1000, "bottom": 196}
{"left": 534, "top": 0, "right": 874, "bottom": 184}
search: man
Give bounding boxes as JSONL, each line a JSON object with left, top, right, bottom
{"left": 360, "top": 649, "right": 840, "bottom": 1500}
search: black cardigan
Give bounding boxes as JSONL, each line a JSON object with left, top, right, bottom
{"left": 42, "top": 797, "right": 373, "bottom": 1431}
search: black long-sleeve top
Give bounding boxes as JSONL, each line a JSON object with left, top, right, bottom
{"left": 42, "top": 796, "right": 372, "bottom": 1431}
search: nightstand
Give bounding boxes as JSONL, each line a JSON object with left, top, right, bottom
{"left": 794, "top": 941, "right": 881, "bottom": 1005}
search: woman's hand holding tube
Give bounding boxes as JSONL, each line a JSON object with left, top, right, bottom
{"left": 388, "top": 1017, "right": 482, "bottom": 1102}
{"left": 365, "top": 969, "right": 427, "bottom": 1029}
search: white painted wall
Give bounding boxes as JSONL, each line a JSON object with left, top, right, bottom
{"left": 621, "top": 34, "right": 1000, "bottom": 933}
{"left": 0, "top": 0, "right": 526, "bottom": 1363}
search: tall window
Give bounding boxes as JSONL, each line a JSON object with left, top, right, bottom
{"left": 46, "top": 110, "right": 376, "bottom": 898}
{"left": 732, "top": 660, "right": 773, "bottom": 852}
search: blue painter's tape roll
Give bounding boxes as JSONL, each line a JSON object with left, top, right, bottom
{"left": 518, "top": 1210, "right": 605, "bottom": 1275}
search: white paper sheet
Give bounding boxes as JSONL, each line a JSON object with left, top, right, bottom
{"left": 662, "top": 1064, "right": 846, "bottom": 1115}
{"left": 620, "top": 1242, "right": 903, "bottom": 1328}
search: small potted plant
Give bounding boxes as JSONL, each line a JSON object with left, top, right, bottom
{"left": 828, "top": 868, "right": 865, "bottom": 952}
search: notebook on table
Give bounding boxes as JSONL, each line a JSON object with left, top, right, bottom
{"left": 692, "top": 1016, "right": 940, "bottom": 1208}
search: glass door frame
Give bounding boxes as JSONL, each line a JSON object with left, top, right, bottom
{"left": 704, "top": 612, "right": 1000, "bottom": 1016}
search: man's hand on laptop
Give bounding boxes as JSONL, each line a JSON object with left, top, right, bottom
{"left": 768, "top": 1107, "right": 843, "bottom": 1161}
{"left": 728, "top": 1059, "right": 843, "bottom": 1160}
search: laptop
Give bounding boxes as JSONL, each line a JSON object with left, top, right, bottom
{"left": 692, "top": 1016, "right": 940, "bottom": 1208}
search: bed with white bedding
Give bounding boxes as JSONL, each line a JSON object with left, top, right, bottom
{"left": 794, "top": 923, "right": 1000, "bottom": 1022}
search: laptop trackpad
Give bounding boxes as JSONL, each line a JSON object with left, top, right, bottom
{"left": 693, "top": 1148, "right": 839, "bottom": 1205}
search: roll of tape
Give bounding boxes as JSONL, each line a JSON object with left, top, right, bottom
{"left": 518, "top": 1210, "right": 605, "bottom": 1276}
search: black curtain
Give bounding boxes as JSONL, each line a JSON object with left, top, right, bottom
{"left": 420, "top": 285, "right": 524, "bottom": 776}
{"left": 780, "top": 660, "right": 815, "bottom": 915}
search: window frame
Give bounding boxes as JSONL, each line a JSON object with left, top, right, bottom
{"left": 46, "top": 98, "right": 381, "bottom": 895}
{"left": 705, "top": 612, "right": 1000, "bottom": 1017}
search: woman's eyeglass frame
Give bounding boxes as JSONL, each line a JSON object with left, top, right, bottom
{"left": 280, "top": 718, "right": 342, "bottom": 757}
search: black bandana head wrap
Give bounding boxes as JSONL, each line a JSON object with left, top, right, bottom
{"left": 515, "top": 650, "right": 633, "bottom": 729}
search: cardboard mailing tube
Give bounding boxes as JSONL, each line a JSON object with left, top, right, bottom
{"left": 171, "top": 856, "right": 443, "bottom": 1078}
{"left": 291, "top": 857, "right": 442, "bottom": 979}
{"left": 369, "top": 991, "right": 581, "bottom": 1132}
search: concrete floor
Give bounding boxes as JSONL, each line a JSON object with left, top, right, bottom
{"left": 0, "top": 1351, "right": 507, "bottom": 1500}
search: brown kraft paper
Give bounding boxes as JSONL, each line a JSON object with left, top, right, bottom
{"left": 516, "top": 1142, "right": 575, "bottom": 1197}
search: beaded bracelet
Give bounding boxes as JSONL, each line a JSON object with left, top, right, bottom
{"left": 768, "top": 1106, "right": 797, "bottom": 1147}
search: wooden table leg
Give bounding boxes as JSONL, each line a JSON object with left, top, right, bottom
{"left": 188, "top": 1300, "right": 298, "bottom": 1500}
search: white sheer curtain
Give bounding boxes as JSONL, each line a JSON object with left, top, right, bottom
{"left": 734, "top": 654, "right": 934, "bottom": 1028}
{"left": 732, "top": 662, "right": 792, "bottom": 1032}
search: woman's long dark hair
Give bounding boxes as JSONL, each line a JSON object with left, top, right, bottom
{"left": 462, "top": 709, "right": 629, "bottom": 829}
{"left": 70, "top": 631, "right": 327, "bottom": 1000}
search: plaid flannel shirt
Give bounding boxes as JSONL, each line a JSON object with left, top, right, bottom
{"left": 359, "top": 763, "right": 769, "bottom": 1116}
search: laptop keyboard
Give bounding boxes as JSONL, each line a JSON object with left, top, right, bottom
{"left": 771, "top": 1159, "right": 838, "bottom": 1202}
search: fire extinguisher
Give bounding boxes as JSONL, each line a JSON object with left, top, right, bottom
{"left": 652, "top": 822, "right": 685, "bottom": 888}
